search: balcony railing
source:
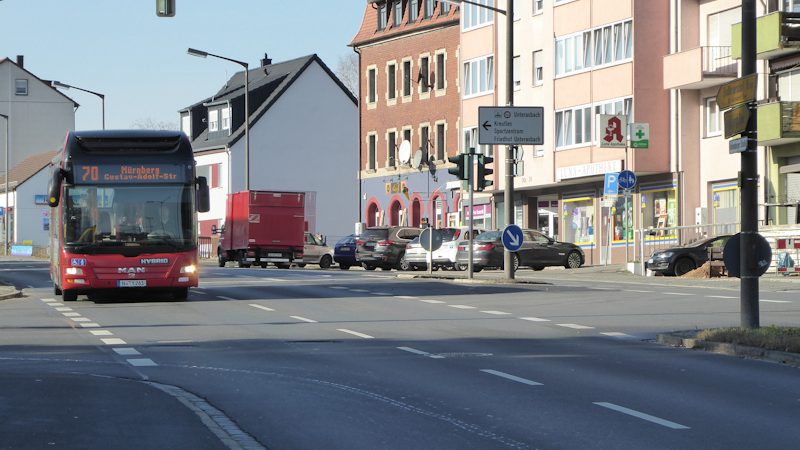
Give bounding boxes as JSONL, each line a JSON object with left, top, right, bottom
{"left": 702, "top": 46, "right": 737, "bottom": 76}
{"left": 663, "top": 46, "right": 736, "bottom": 90}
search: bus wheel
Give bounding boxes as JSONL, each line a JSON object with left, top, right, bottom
{"left": 62, "top": 290, "right": 78, "bottom": 302}
{"left": 54, "top": 284, "right": 62, "bottom": 295}
{"left": 172, "top": 287, "right": 189, "bottom": 301}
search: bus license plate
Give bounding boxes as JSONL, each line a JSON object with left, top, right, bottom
{"left": 118, "top": 280, "right": 147, "bottom": 288}
{"left": 268, "top": 253, "right": 283, "bottom": 257}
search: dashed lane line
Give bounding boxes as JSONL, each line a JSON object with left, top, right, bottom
{"left": 249, "top": 304, "right": 275, "bottom": 312}
{"left": 601, "top": 332, "right": 634, "bottom": 338}
{"left": 623, "top": 290, "right": 653, "bottom": 293}
{"left": 706, "top": 295, "right": 737, "bottom": 299}
{"left": 217, "top": 296, "right": 237, "bottom": 301}
{"left": 394, "top": 295, "right": 418, "bottom": 299}
{"left": 556, "top": 323, "right": 595, "bottom": 330}
{"left": 62, "top": 312, "right": 81, "bottom": 317}
{"left": 397, "top": 347, "right": 445, "bottom": 359}
{"left": 448, "top": 305, "right": 477, "bottom": 310}
{"left": 419, "top": 299, "right": 445, "bottom": 304}
{"left": 101, "top": 338, "right": 127, "bottom": 345}
{"left": 480, "top": 369, "right": 543, "bottom": 386}
{"left": 70, "top": 317, "right": 91, "bottom": 322}
{"left": 519, "top": 317, "right": 550, "bottom": 322}
{"left": 349, "top": 289, "right": 370, "bottom": 293}
{"left": 663, "top": 292, "right": 693, "bottom": 296}
{"left": 481, "top": 310, "right": 511, "bottom": 315}
{"left": 90, "top": 330, "right": 114, "bottom": 336}
{"left": 113, "top": 348, "right": 141, "bottom": 356}
{"left": 55, "top": 307, "right": 73, "bottom": 312}
{"left": 290, "top": 316, "right": 318, "bottom": 323}
{"left": 372, "top": 292, "right": 393, "bottom": 296}
{"left": 761, "top": 299, "right": 792, "bottom": 303}
{"left": 593, "top": 402, "right": 690, "bottom": 430}
{"left": 127, "top": 358, "right": 158, "bottom": 367}
{"left": 79, "top": 323, "right": 101, "bottom": 328}
{"left": 337, "top": 329, "right": 374, "bottom": 339}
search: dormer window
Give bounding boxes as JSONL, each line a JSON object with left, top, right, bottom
{"left": 424, "top": 0, "right": 435, "bottom": 18}
{"left": 378, "top": 3, "right": 388, "bottom": 30}
{"left": 221, "top": 107, "right": 231, "bottom": 131}
{"left": 209, "top": 109, "right": 219, "bottom": 132}
{"left": 393, "top": 1, "right": 404, "bottom": 27}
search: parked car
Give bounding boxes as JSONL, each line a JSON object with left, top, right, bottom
{"left": 333, "top": 234, "right": 358, "bottom": 270}
{"left": 455, "top": 229, "right": 585, "bottom": 272}
{"left": 297, "top": 232, "right": 334, "bottom": 269}
{"left": 356, "top": 226, "right": 422, "bottom": 270}
{"left": 403, "top": 236, "right": 427, "bottom": 271}
{"left": 404, "top": 228, "right": 480, "bottom": 271}
{"left": 646, "top": 234, "right": 732, "bottom": 276}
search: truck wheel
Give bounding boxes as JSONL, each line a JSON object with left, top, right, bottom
{"left": 218, "top": 249, "right": 227, "bottom": 267}
{"left": 172, "top": 287, "right": 189, "bottom": 301}
{"left": 62, "top": 290, "right": 78, "bottom": 302}
{"left": 319, "top": 255, "right": 332, "bottom": 269}
{"left": 237, "top": 252, "right": 250, "bottom": 268}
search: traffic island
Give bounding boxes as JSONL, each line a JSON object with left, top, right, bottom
{"left": 657, "top": 329, "right": 800, "bottom": 368}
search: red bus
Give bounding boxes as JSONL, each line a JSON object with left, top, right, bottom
{"left": 48, "top": 130, "right": 210, "bottom": 301}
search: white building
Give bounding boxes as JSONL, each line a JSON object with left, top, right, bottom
{"left": 0, "top": 151, "right": 57, "bottom": 249}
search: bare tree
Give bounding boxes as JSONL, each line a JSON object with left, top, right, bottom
{"left": 335, "top": 53, "right": 359, "bottom": 98}
{"left": 130, "top": 118, "right": 179, "bottom": 130}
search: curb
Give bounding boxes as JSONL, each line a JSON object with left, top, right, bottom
{"left": 657, "top": 331, "right": 800, "bottom": 368}
{"left": 0, "top": 289, "right": 22, "bottom": 301}
{"left": 397, "top": 273, "right": 551, "bottom": 285}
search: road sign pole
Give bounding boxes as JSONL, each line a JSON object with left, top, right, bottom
{"left": 504, "top": 0, "right": 515, "bottom": 281}
{"left": 468, "top": 153, "right": 474, "bottom": 279}
{"left": 625, "top": 144, "right": 629, "bottom": 264}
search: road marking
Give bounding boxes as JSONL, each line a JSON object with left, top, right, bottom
{"left": 556, "top": 323, "right": 595, "bottom": 330}
{"left": 41, "top": 298, "right": 56, "bottom": 302}
{"left": 663, "top": 292, "right": 693, "bottom": 296}
{"left": 55, "top": 307, "right": 73, "bottom": 312}
{"left": 330, "top": 286, "right": 347, "bottom": 290}
{"left": 217, "top": 296, "right": 237, "bottom": 301}
{"left": 373, "top": 292, "right": 393, "bottom": 296}
{"left": 249, "top": 304, "right": 275, "bottom": 312}
{"left": 70, "top": 317, "right": 91, "bottom": 322}
{"left": 601, "top": 332, "right": 634, "bottom": 338}
{"left": 397, "top": 347, "right": 445, "bottom": 359}
{"left": 593, "top": 402, "right": 690, "bottom": 429}
{"left": 394, "top": 295, "right": 418, "bottom": 299}
{"left": 519, "top": 317, "right": 550, "bottom": 322}
{"left": 290, "top": 316, "right": 317, "bottom": 323}
{"left": 113, "top": 348, "right": 141, "bottom": 356}
{"left": 624, "top": 289, "right": 653, "bottom": 293}
{"left": 62, "top": 312, "right": 81, "bottom": 317}
{"left": 101, "top": 338, "right": 127, "bottom": 345}
{"left": 337, "top": 329, "right": 374, "bottom": 339}
{"left": 706, "top": 295, "right": 736, "bottom": 299}
{"left": 761, "top": 299, "right": 791, "bottom": 304}
{"left": 48, "top": 303, "right": 64, "bottom": 307}
{"left": 480, "top": 369, "right": 542, "bottom": 386}
{"left": 127, "top": 358, "right": 157, "bottom": 367}
{"left": 80, "top": 323, "right": 101, "bottom": 328}
{"left": 481, "top": 310, "right": 511, "bottom": 315}
{"left": 420, "top": 299, "right": 445, "bottom": 304}
{"left": 90, "top": 330, "right": 114, "bottom": 336}
{"left": 350, "top": 289, "right": 369, "bottom": 293}
{"left": 449, "top": 305, "right": 477, "bottom": 309}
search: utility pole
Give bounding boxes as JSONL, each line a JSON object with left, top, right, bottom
{"left": 503, "top": 0, "right": 515, "bottom": 280}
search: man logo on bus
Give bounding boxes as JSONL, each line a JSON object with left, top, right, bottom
{"left": 603, "top": 116, "right": 624, "bottom": 144}
{"left": 118, "top": 267, "right": 146, "bottom": 274}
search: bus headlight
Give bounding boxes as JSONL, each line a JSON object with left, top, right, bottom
{"left": 65, "top": 267, "right": 84, "bottom": 275}
{"left": 180, "top": 264, "right": 196, "bottom": 274}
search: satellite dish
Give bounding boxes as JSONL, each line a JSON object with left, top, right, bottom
{"left": 412, "top": 150, "right": 423, "bottom": 169}
{"left": 399, "top": 140, "right": 412, "bottom": 165}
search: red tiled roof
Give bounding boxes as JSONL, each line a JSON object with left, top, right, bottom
{"left": 0, "top": 150, "right": 59, "bottom": 187}
{"left": 350, "top": 1, "right": 459, "bottom": 47}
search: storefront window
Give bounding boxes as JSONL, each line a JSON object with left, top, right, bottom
{"left": 563, "top": 197, "right": 594, "bottom": 245}
{"left": 610, "top": 195, "right": 634, "bottom": 242}
{"left": 640, "top": 188, "right": 677, "bottom": 238}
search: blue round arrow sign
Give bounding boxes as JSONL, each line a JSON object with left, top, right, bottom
{"left": 618, "top": 170, "right": 637, "bottom": 190}
{"left": 502, "top": 224, "right": 524, "bottom": 252}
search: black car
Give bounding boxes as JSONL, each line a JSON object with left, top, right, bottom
{"left": 355, "top": 226, "right": 422, "bottom": 270}
{"left": 333, "top": 234, "right": 358, "bottom": 270}
{"left": 646, "top": 234, "right": 732, "bottom": 276}
{"left": 455, "top": 229, "right": 585, "bottom": 272}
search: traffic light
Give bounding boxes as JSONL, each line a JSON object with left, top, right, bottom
{"left": 157, "top": 0, "right": 175, "bottom": 17}
{"left": 476, "top": 155, "right": 493, "bottom": 191}
{"left": 447, "top": 154, "right": 467, "bottom": 180}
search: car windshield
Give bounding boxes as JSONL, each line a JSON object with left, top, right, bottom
{"left": 476, "top": 230, "right": 501, "bottom": 241}
{"left": 439, "top": 228, "right": 460, "bottom": 241}
{"left": 361, "top": 229, "right": 389, "bottom": 240}
{"left": 687, "top": 236, "right": 725, "bottom": 248}
{"left": 337, "top": 236, "right": 355, "bottom": 245}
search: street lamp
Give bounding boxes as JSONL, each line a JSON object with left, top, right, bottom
{"left": 51, "top": 81, "right": 105, "bottom": 130}
{"left": 187, "top": 47, "right": 250, "bottom": 191}
{"left": 0, "top": 113, "right": 8, "bottom": 254}
{"left": 444, "top": 0, "right": 515, "bottom": 279}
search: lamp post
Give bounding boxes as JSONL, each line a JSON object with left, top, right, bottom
{"left": 187, "top": 47, "right": 250, "bottom": 191}
{"left": 0, "top": 113, "right": 8, "bottom": 255}
{"left": 51, "top": 81, "right": 105, "bottom": 130}
{"left": 443, "top": 0, "right": 515, "bottom": 279}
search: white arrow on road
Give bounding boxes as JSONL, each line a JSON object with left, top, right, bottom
{"left": 506, "top": 229, "right": 520, "bottom": 247}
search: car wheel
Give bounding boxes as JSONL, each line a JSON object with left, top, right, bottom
{"left": 397, "top": 256, "right": 411, "bottom": 271}
{"left": 364, "top": 264, "right": 376, "bottom": 271}
{"left": 532, "top": 266, "right": 545, "bottom": 271}
{"left": 218, "top": 249, "right": 227, "bottom": 267}
{"left": 260, "top": 264, "right": 268, "bottom": 268}
{"left": 565, "top": 251, "right": 582, "bottom": 269}
{"left": 473, "top": 266, "right": 483, "bottom": 273}
{"left": 172, "top": 287, "right": 189, "bottom": 301}
{"left": 62, "top": 290, "right": 78, "bottom": 302}
{"left": 673, "top": 257, "right": 696, "bottom": 276}
{"left": 319, "top": 255, "right": 332, "bottom": 269}
{"left": 277, "top": 263, "right": 291, "bottom": 269}
{"left": 454, "top": 263, "right": 467, "bottom": 271}
{"left": 339, "top": 264, "right": 351, "bottom": 270}
{"left": 297, "top": 263, "right": 307, "bottom": 268}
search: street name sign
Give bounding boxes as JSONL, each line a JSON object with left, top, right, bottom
{"left": 728, "top": 136, "right": 752, "bottom": 154}
{"left": 716, "top": 74, "right": 757, "bottom": 110}
{"left": 724, "top": 104, "right": 750, "bottom": 139}
{"left": 478, "top": 106, "right": 544, "bottom": 145}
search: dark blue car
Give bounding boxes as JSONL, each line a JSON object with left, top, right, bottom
{"left": 334, "top": 234, "right": 358, "bottom": 270}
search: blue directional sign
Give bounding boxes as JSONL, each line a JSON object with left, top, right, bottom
{"left": 604, "top": 172, "right": 619, "bottom": 196}
{"left": 502, "top": 224, "right": 524, "bottom": 252}
{"left": 618, "top": 170, "right": 637, "bottom": 190}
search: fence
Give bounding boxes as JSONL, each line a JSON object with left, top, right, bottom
{"left": 776, "top": 238, "right": 800, "bottom": 275}
{"left": 635, "top": 222, "right": 739, "bottom": 275}
{"left": 198, "top": 236, "right": 213, "bottom": 259}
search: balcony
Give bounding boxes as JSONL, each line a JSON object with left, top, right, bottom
{"left": 732, "top": 12, "right": 800, "bottom": 60}
{"left": 663, "top": 46, "right": 737, "bottom": 90}
{"left": 757, "top": 100, "right": 800, "bottom": 146}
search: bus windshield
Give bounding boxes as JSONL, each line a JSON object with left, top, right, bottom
{"left": 64, "top": 185, "right": 194, "bottom": 252}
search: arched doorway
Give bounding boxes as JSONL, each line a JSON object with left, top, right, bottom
{"left": 389, "top": 200, "right": 402, "bottom": 226}
{"left": 366, "top": 202, "right": 379, "bottom": 227}
{"left": 411, "top": 198, "right": 421, "bottom": 227}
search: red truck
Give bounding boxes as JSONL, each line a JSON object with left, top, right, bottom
{"left": 216, "top": 191, "right": 305, "bottom": 268}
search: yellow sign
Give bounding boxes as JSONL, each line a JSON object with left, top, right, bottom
{"left": 724, "top": 104, "right": 750, "bottom": 139}
{"left": 716, "top": 74, "right": 757, "bottom": 110}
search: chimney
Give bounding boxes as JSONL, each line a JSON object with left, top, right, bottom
{"left": 260, "top": 53, "right": 272, "bottom": 67}
{"left": 16, "top": 55, "right": 24, "bottom": 68}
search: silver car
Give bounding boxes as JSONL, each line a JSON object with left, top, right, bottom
{"left": 298, "top": 232, "right": 334, "bottom": 269}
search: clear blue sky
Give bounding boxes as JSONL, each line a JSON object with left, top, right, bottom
{"left": 0, "top": 0, "right": 363, "bottom": 130}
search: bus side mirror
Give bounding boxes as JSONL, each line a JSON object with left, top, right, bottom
{"left": 48, "top": 169, "right": 65, "bottom": 207}
{"left": 196, "top": 176, "right": 210, "bottom": 213}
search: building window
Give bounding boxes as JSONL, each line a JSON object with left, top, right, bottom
{"left": 641, "top": 188, "right": 678, "bottom": 235}
{"left": 424, "top": 0, "right": 435, "bottom": 18}
{"left": 555, "top": 20, "right": 632, "bottom": 77}
{"left": 464, "top": 127, "right": 492, "bottom": 157}
{"left": 705, "top": 97, "right": 721, "bottom": 137}
{"left": 403, "top": 60, "right": 413, "bottom": 97}
{"left": 463, "top": 0, "right": 494, "bottom": 30}
{"left": 208, "top": 109, "right": 219, "bottom": 132}
{"left": 436, "top": 122, "right": 446, "bottom": 161}
{"left": 463, "top": 55, "right": 494, "bottom": 97}
{"left": 15, "top": 79, "right": 28, "bottom": 96}
{"left": 368, "top": 67, "right": 377, "bottom": 103}
{"left": 388, "top": 131, "right": 398, "bottom": 167}
{"left": 513, "top": 55, "right": 521, "bottom": 89}
{"left": 410, "top": 0, "right": 419, "bottom": 21}
{"left": 563, "top": 197, "right": 595, "bottom": 246}
{"left": 181, "top": 115, "right": 191, "bottom": 136}
{"left": 784, "top": 0, "right": 800, "bottom": 13}
{"left": 435, "top": 52, "right": 446, "bottom": 90}
{"left": 533, "top": 0, "right": 544, "bottom": 14}
{"left": 440, "top": 0, "right": 451, "bottom": 14}
{"left": 378, "top": 3, "right": 388, "bottom": 30}
{"left": 420, "top": 125, "right": 430, "bottom": 162}
{"left": 555, "top": 105, "right": 591, "bottom": 149}
{"left": 393, "top": 0, "right": 404, "bottom": 26}
{"left": 388, "top": 63, "right": 397, "bottom": 100}
{"left": 420, "top": 56, "right": 430, "bottom": 94}
{"left": 221, "top": 107, "right": 230, "bottom": 131}
{"left": 533, "top": 50, "right": 544, "bottom": 86}
{"left": 368, "top": 134, "right": 377, "bottom": 170}
{"left": 403, "top": 128, "right": 412, "bottom": 147}
{"left": 555, "top": 31, "right": 592, "bottom": 76}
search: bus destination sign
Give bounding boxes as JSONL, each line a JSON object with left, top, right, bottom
{"left": 76, "top": 164, "right": 186, "bottom": 184}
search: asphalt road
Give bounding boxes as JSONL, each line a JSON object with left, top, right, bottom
{"left": 1, "top": 259, "right": 799, "bottom": 449}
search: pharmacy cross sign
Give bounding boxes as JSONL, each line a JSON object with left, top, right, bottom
{"left": 630, "top": 122, "right": 650, "bottom": 149}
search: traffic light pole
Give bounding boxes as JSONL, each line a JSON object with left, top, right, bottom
{"left": 503, "top": 0, "right": 515, "bottom": 280}
{"left": 467, "top": 153, "right": 475, "bottom": 279}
